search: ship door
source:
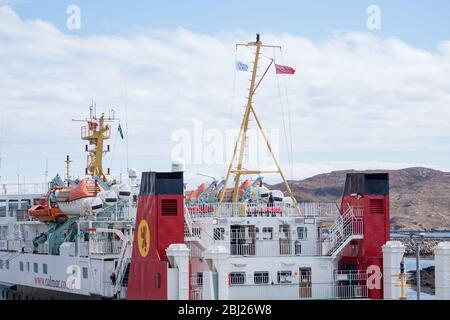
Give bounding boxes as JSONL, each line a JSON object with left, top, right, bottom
{"left": 299, "top": 268, "right": 312, "bottom": 298}
{"left": 279, "top": 224, "right": 291, "bottom": 255}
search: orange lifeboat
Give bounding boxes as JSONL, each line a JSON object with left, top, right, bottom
{"left": 28, "top": 191, "right": 67, "bottom": 223}
{"left": 28, "top": 204, "right": 66, "bottom": 223}
{"left": 238, "top": 179, "right": 252, "bottom": 198}
{"left": 190, "top": 183, "right": 208, "bottom": 202}
{"left": 66, "top": 178, "right": 103, "bottom": 201}
{"left": 56, "top": 178, "right": 104, "bottom": 216}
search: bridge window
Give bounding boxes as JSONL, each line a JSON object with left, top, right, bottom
{"left": 230, "top": 272, "right": 246, "bottom": 285}
{"left": 20, "top": 200, "right": 31, "bottom": 210}
{"left": 33, "top": 263, "right": 38, "bottom": 273}
{"left": 27, "top": 262, "right": 30, "bottom": 272}
{"left": 5, "top": 260, "right": 9, "bottom": 269}
{"left": 277, "top": 271, "right": 292, "bottom": 284}
{"left": 262, "top": 227, "right": 273, "bottom": 240}
{"left": 0, "top": 260, "right": 3, "bottom": 269}
{"left": 254, "top": 272, "right": 269, "bottom": 284}
{"left": 297, "top": 227, "right": 308, "bottom": 240}
{"left": 8, "top": 200, "right": 18, "bottom": 217}
{"left": 83, "top": 267, "right": 88, "bottom": 279}
{"left": 43, "top": 264, "right": 48, "bottom": 274}
{"left": 0, "top": 200, "right": 6, "bottom": 217}
{"left": 20, "top": 261, "right": 24, "bottom": 271}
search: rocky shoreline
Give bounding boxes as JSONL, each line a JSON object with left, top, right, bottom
{"left": 391, "top": 237, "right": 450, "bottom": 257}
{"left": 407, "top": 266, "right": 435, "bottom": 295}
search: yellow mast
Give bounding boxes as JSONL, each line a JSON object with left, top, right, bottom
{"left": 218, "top": 34, "right": 300, "bottom": 215}
{"left": 75, "top": 107, "right": 117, "bottom": 182}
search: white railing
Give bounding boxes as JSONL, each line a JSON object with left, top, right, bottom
{"left": 203, "top": 240, "right": 318, "bottom": 258}
{"left": 79, "top": 242, "right": 89, "bottom": 257}
{"left": 229, "top": 283, "right": 368, "bottom": 300}
{"left": 38, "top": 241, "right": 49, "bottom": 254}
{"left": 300, "top": 202, "right": 340, "bottom": 217}
{"left": 332, "top": 285, "right": 368, "bottom": 299}
{"left": 190, "top": 289, "right": 202, "bottom": 300}
{"left": 187, "top": 202, "right": 339, "bottom": 218}
{"left": 230, "top": 244, "right": 256, "bottom": 256}
{"left": 4, "top": 240, "right": 23, "bottom": 252}
{"left": 185, "top": 226, "right": 202, "bottom": 238}
{"left": 16, "top": 210, "right": 33, "bottom": 222}
{"left": 334, "top": 270, "right": 368, "bottom": 282}
{"left": 191, "top": 274, "right": 204, "bottom": 287}
{"left": 22, "top": 240, "right": 33, "bottom": 253}
{"left": 0, "top": 183, "right": 48, "bottom": 195}
{"left": 89, "top": 240, "right": 122, "bottom": 255}
{"left": 188, "top": 243, "right": 204, "bottom": 258}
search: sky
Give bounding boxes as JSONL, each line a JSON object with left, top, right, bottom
{"left": 0, "top": 1, "right": 450, "bottom": 189}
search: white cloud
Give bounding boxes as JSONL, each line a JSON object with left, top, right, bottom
{"left": 0, "top": 6, "right": 449, "bottom": 187}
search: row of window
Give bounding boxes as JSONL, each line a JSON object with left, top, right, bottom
{"left": 213, "top": 227, "right": 308, "bottom": 240}
{"left": 229, "top": 271, "right": 295, "bottom": 285}
{"left": 192, "top": 271, "right": 293, "bottom": 287}
{"left": 0, "top": 260, "right": 48, "bottom": 274}
{"left": 0, "top": 199, "right": 39, "bottom": 217}
{"left": 0, "top": 259, "right": 89, "bottom": 280}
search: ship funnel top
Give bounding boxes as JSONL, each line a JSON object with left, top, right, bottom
{"left": 172, "top": 158, "right": 186, "bottom": 172}
{"left": 343, "top": 173, "right": 389, "bottom": 196}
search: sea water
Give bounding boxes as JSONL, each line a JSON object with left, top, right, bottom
{"left": 404, "top": 257, "right": 435, "bottom": 300}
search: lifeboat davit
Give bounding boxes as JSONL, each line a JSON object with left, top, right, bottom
{"left": 57, "top": 178, "right": 104, "bottom": 216}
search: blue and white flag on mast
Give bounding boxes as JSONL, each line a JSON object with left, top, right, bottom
{"left": 236, "top": 61, "right": 249, "bottom": 72}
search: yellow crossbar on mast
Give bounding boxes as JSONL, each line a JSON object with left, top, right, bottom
{"left": 218, "top": 34, "right": 300, "bottom": 215}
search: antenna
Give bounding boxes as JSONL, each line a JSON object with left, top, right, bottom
{"left": 218, "top": 35, "right": 300, "bottom": 215}
{"left": 65, "top": 155, "right": 73, "bottom": 181}
{"left": 44, "top": 158, "right": 48, "bottom": 193}
{"left": 197, "top": 173, "right": 216, "bottom": 181}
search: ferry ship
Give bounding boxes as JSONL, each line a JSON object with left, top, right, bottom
{"left": 0, "top": 36, "right": 391, "bottom": 300}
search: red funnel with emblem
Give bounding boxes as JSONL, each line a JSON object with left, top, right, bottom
{"left": 338, "top": 173, "right": 390, "bottom": 300}
{"left": 127, "top": 171, "right": 185, "bottom": 300}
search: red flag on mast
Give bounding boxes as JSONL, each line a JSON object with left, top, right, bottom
{"left": 275, "top": 64, "right": 296, "bottom": 75}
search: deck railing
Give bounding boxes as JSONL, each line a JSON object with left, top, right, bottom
{"left": 0, "top": 183, "right": 47, "bottom": 195}
{"left": 89, "top": 240, "right": 122, "bottom": 255}
{"left": 229, "top": 283, "right": 368, "bottom": 300}
{"left": 187, "top": 202, "right": 340, "bottom": 218}
{"left": 229, "top": 240, "right": 318, "bottom": 257}
{"left": 334, "top": 270, "right": 368, "bottom": 282}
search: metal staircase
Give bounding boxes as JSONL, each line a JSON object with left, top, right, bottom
{"left": 184, "top": 209, "right": 217, "bottom": 259}
{"left": 114, "top": 234, "right": 132, "bottom": 297}
{"left": 324, "top": 206, "right": 364, "bottom": 257}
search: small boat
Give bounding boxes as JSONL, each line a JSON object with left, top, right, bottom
{"left": 56, "top": 178, "right": 104, "bottom": 216}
